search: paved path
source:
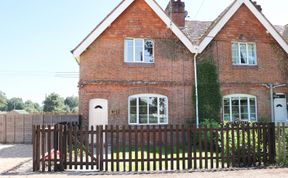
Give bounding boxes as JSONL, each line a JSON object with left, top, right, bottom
{"left": 1, "top": 144, "right": 288, "bottom": 178}
{"left": 1, "top": 168, "right": 288, "bottom": 178}
{"left": 0, "top": 144, "right": 32, "bottom": 174}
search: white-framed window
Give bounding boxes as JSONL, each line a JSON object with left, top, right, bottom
{"left": 128, "top": 94, "right": 168, "bottom": 125}
{"left": 231, "top": 42, "right": 257, "bottom": 65}
{"left": 124, "top": 38, "right": 154, "bottom": 63}
{"left": 223, "top": 94, "right": 257, "bottom": 122}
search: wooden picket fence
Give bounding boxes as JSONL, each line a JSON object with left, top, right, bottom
{"left": 33, "top": 123, "right": 276, "bottom": 172}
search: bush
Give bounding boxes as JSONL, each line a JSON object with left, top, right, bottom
{"left": 219, "top": 123, "right": 263, "bottom": 167}
{"left": 193, "top": 119, "right": 220, "bottom": 150}
{"left": 276, "top": 127, "right": 288, "bottom": 166}
{"left": 193, "top": 59, "right": 222, "bottom": 123}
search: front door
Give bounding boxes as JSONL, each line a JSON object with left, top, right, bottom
{"left": 274, "top": 94, "right": 288, "bottom": 122}
{"left": 89, "top": 99, "right": 108, "bottom": 127}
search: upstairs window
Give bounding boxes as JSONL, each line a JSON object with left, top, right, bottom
{"left": 124, "top": 38, "right": 154, "bottom": 63}
{"left": 223, "top": 94, "right": 257, "bottom": 122}
{"left": 231, "top": 42, "right": 257, "bottom": 65}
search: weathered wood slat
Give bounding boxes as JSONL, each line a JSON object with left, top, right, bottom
{"left": 48, "top": 125, "right": 52, "bottom": 171}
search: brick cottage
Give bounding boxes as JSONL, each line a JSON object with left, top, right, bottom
{"left": 71, "top": 0, "right": 288, "bottom": 128}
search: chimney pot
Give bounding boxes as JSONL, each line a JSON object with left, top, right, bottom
{"left": 284, "top": 24, "right": 288, "bottom": 41}
{"left": 252, "top": 1, "right": 262, "bottom": 12}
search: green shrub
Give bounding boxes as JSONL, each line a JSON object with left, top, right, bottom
{"left": 219, "top": 123, "right": 263, "bottom": 167}
{"left": 276, "top": 127, "right": 288, "bottom": 166}
{"left": 192, "top": 59, "right": 222, "bottom": 123}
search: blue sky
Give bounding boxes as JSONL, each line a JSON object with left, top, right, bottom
{"left": 0, "top": 0, "right": 287, "bottom": 104}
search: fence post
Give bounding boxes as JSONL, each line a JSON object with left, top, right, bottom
{"left": 41, "top": 125, "right": 45, "bottom": 172}
{"left": 99, "top": 125, "right": 104, "bottom": 171}
{"left": 32, "top": 125, "right": 37, "bottom": 171}
{"left": 269, "top": 123, "right": 276, "bottom": 164}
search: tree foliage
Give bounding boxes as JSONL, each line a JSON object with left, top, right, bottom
{"left": 64, "top": 96, "right": 79, "bottom": 113}
{"left": 24, "top": 100, "right": 41, "bottom": 113}
{"left": 7, "top": 97, "right": 25, "bottom": 111}
{"left": 43, "top": 93, "right": 66, "bottom": 113}
{"left": 0, "top": 91, "right": 8, "bottom": 111}
{"left": 193, "top": 59, "right": 222, "bottom": 123}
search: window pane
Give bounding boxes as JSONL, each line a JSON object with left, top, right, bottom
{"left": 124, "top": 39, "right": 133, "bottom": 62}
{"left": 224, "top": 98, "right": 230, "bottom": 106}
{"left": 139, "top": 97, "right": 148, "bottom": 124}
{"left": 241, "top": 114, "right": 249, "bottom": 120}
{"left": 129, "top": 98, "right": 137, "bottom": 123}
{"left": 250, "top": 114, "right": 257, "bottom": 121}
{"left": 148, "top": 97, "right": 158, "bottom": 124}
{"left": 144, "top": 40, "right": 154, "bottom": 63}
{"left": 240, "top": 43, "right": 247, "bottom": 64}
{"left": 135, "top": 39, "right": 143, "bottom": 62}
{"left": 240, "top": 98, "right": 248, "bottom": 118}
{"left": 159, "top": 98, "right": 168, "bottom": 123}
{"left": 224, "top": 106, "right": 230, "bottom": 115}
{"left": 231, "top": 43, "right": 239, "bottom": 64}
{"left": 250, "top": 98, "right": 256, "bottom": 121}
{"left": 224, "top": 114, "right": 230, "bottom": 121}
{"left": 248, "top": 44, "right": 256, "bottom": 64}
{"left": 250, "top": 98, "right": 256, "bottom": 106}
{"left": 231, "top": 97, "right": 240, "bottom": 120}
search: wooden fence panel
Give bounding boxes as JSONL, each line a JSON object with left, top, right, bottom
{"left": 6, "top": 115, "right": 15, "bottom": 143}
{"left": 0, "top": 115, "right": 6, "bottom": 143}
{"left": 15, "top": 115, "right": 24, "bottom": 143}
{"left": 33, "top": 123, "right": 277, "bottom": 173}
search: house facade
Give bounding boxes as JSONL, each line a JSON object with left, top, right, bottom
{"left": 72, "top": 0, "right": 288, "bottom": 128}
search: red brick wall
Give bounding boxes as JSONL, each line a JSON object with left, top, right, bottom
{"left": 79, "top": 0, "right": 194, "bottom": 127}
{"left": 202, "top": 5, "right": 288, "bottom": 121}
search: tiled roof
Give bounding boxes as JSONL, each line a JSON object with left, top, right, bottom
{"left": 181, "top": 0, "right": 287, "bottom": 45}
{"left": 181, "top": 21, "right": 212, "bottom": 45}
{"left": 182, "top": 21, "right": 287, "bottom": 45}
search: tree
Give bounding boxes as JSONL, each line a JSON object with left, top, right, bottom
{"left": 7, "top": 97, "right": 25, "bottom": 111}
{"left": 24, "top": 100, "right": 41, "bottom": 113}
{"left": 193, "top": 59, "right": 222, "bottom": 123}
{"left": 0, "top": 91, "right": 8, "bottom": 111}
{"left": 64, "top": 96, "right": 79, "bottom": 113}
{"left": 43, "top": 93, "right": 65, "bottom": 113}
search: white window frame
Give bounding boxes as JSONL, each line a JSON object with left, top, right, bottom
{"left": 124, "top": 38, "right": 154, "bottom": 63}
{"left": 231, "top": 42, "right": 257, "bottom": 66}
{"left": 128, "top": 94, "right": 168, "bottom": 125}
{"left": 223, "top": 94, "right": 258, "bottom": 122}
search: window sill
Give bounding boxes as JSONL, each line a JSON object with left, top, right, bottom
{"left": 232, "top": 65, "right": 258, "bottom": 69}
{"left": 124, "top": 62, "right": 155, "bottom": 67}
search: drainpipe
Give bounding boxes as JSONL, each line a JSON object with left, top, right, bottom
{"left": 263, "top": 83, "right": 287, "bottom": 122}
{"left": 194, "top": 49, "right": 199, "bottom": 128}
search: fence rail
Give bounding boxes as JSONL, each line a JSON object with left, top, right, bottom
{"left": 33, "top": 122, "right": 276, "bottom": 172}
{"left": 0, "top": 113, "right": 79, "bottom": 143}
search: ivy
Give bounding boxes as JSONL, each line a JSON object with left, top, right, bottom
{"left": 193, "top": 58, "right": 222, "bottom": 123}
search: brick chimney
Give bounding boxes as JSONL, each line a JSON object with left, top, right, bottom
{"left": 251, "top": 1, "right": 262, "bottom": 12}
{"left": 165, "top": 0, "right": 186, "bottom": 27}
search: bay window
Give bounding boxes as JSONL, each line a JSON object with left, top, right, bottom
{"left": 128, "top": 94, "right": 168, "bottom": 125}
{"left": 223, "top": 94, "right": 257, "bottom": 122}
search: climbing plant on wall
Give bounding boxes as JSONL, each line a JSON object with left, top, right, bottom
{"left": 193, "top": 58, "right": 222, "bottom": 123}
